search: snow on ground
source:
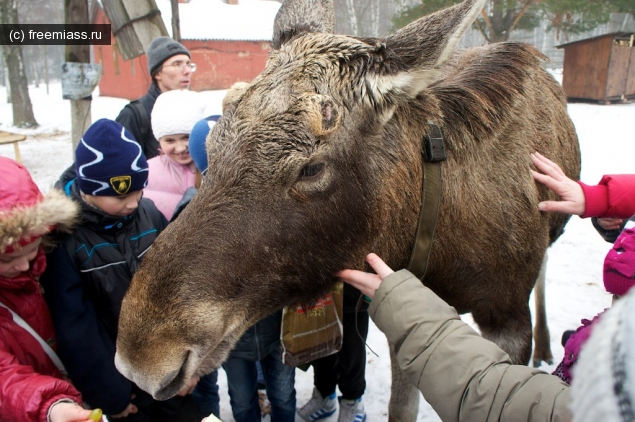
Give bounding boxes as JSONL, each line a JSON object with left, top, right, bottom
{"left": 0, "top": 77, "right": 634, "bottom": 420}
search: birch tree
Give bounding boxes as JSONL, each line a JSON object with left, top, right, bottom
{"left": 345, "top": 0, "right": 358, "bottom": 35}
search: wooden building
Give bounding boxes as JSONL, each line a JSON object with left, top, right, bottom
{"left": 93, "top": 0, "right": 280, "bottom": 100}
{"left": 557, "top": 32, "right": 635, "bottom": 103}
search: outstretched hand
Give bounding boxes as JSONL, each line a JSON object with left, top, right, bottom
{"left": 49, "top": 402, "right": 102, "bottom": 422}
{"left": 596, "top": 217, "right": 624, "bottom": 231}
{"left": 531, "top": 152, "right": 585, "bottom": 216}
{"left": 337, "top": 253, "right": 394, "bottom": 299}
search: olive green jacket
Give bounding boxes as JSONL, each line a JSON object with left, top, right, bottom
{"left": 368, "top": 269, "right": 571, "bottom": 422}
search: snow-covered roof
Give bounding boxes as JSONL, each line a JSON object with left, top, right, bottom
{"left": 156, "top": 0, "right": 281, "bottom": 42}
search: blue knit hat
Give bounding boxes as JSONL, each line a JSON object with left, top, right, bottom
{"left": 188, "top": 115, "right": 221, "bottom": 174}
{"left": 75, "top": 119, "right": 149, "bottom": 196}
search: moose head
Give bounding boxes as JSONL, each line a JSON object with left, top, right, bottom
{"left": 115, "top": 0, "right": 578, "bottom": 404}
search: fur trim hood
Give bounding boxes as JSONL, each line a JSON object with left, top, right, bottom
{"left": 0, "top": 157, "right": 79, "bottom": 253}
{"left": 0, "top": 188, "right": 78, "bottom": 253}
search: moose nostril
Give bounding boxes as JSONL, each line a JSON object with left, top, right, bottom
{"left": 155, "top": 351, "right": 191, "bottom": 400}
{"left": 158, "top": 368, "right": 180, "bottom": 392}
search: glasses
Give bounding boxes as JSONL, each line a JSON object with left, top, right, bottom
{"left": 162, "top": 60, "right": 197, "bottom": 73}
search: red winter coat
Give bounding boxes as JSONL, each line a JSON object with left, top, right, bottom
{"left": 579, "top": 174, "right": 635, "bottom": 219}
{"left": 0, "top": 156, "right": 81, "bottom": 422}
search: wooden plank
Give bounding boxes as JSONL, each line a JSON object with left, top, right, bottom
{"left": 0, "top": 132, "right": 26, "bottom": 144}
{"left": 101, "top": 0, "right": 168, "bottom": 61}
{"left": 607, "top": 44, "right": 630, "bottom": 98}
{"left": 626, "top": 45, "right": 635, "bottom": 97}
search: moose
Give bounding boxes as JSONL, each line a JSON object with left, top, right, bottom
{"left": 115, "top": 0, "right": 580, "bottom": 419}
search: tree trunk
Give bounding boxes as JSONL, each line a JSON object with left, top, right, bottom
{"left": 44, "top": 46, "right": 49, "bottom": 95}
{"left": 65, "top": 0, "right": 91, "bottom": 151}
{"left": 4, "top": 65, "right": 11, "bottom": 103}
{"left": 32, "top": 52, "right": 40, "bottom": 88}
{"left": 489, "top": 30, "right": 510, "bottom": 42}
{"left": 0, "top": 0, "right": 38, "bottom": 127}
{"left": 345, "top": 0, "right": 358, "bottom": 35}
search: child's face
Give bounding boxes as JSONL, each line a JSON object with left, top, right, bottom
{"left": 84, "top": 190, "right": 143, "bottom": 217}
{"left": 0, "top": 237, "right": 42, "bottom": 279}
{"left": 159, "top": 134, "right": 192, "bottom": 166}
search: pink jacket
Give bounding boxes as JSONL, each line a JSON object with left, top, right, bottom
{"left": 144, "top": 155, "right": 197, "bottom": 220}
{"left": 556, "top": 175, "right": 635, "bottom": 384}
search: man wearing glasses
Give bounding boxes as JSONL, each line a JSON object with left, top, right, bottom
{"left": 116, "top": 36, "right": 197, "bottom": 159}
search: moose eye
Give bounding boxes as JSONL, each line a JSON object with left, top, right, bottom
{"left": 299, "top": 162, "right": 324, "bottom": 179}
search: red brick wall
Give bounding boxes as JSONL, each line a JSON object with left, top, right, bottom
{"left": 93, "top": 8, "right": 272, "bottom": 100}
{"left": 188, "top": 39, "right": 272, "bottom": 91}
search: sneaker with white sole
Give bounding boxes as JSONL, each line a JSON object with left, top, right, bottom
{"left": 297, "top": 388, "right": 337, "bottom": 421}
{"left": 337, "top": 397, "right": 366, "bottom": 422}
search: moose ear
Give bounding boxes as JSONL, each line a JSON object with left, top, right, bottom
{"left": 373, "top": 0, "right": 485, "bottom": 98}
{"left": 272, "top": 0, "right": 335, "bottom": 49}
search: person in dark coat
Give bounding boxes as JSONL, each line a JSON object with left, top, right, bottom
{"left": 41, "top": 119, "right": 202, "bottom": 422}
{"left": 115, "top": 36, "right": 194, "bottom": 159}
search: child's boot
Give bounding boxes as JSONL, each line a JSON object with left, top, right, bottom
{"left": 297, "top": 388, "right": 337, "bottom": 421}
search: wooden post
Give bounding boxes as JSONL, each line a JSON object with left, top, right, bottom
{"left": 171, "top": 0, "right": 181, "bottom": 42}
{"left": 65, "top": 0, "right": 92, "bottom": 151}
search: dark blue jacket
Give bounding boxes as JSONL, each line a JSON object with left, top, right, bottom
{"left": 229, "top": 311, "right": 284, "bottom": 361}
{"left": 41, "top": 176, "right": 167, "bottom": 415}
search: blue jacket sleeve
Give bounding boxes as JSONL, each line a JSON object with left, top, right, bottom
{"left": 41, "top": 246, "right": 132, "bottom": 415}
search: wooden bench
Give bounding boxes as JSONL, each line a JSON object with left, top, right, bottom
{"left": 0, "top": 131, "right": 27, "bottom": 163}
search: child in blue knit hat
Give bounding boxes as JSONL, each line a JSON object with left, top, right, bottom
{"left": 41, "top": 119, "right": 204, "bottom": 422}
{"left": 169, "top": 114, "right": 223, "bottom": 420}
{"left": 170, "top": 114, "right": 219, "bottom": 219}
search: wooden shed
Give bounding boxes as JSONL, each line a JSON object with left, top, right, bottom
{"left": 557, "top": 32, "right": 635, "bottom": 103}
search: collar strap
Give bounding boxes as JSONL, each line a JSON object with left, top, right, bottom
{"left": 407, "top": 122, "right": 446, "bottom": 279}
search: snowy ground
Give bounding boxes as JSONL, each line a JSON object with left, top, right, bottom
{"left": 1, "top": 76, "right": 634, "bottom": 421}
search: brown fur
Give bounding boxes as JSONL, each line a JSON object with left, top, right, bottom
{"left": 115, "top": 0, "right": 580, "bottom": 417}
{"left": 0, "top": 189, "right": 79, "bottom": 252}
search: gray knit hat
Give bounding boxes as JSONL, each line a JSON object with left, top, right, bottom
{"left": 147, "top": 36, "right": 190, "bottom": 76}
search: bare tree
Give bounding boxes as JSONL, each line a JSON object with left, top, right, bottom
{"left": 0, "top": 0, "right": 38, "bottom": 127}
{"left": 333, "top": 0, "right": 421, "bottom": 36}
{"left": 18, "top": 0, "right": 64, "bottom": 91}
{"left": 344, "top": 0, "right": 358, "bottom": 34}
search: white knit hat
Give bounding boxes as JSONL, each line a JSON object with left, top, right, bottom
{"left": 571, "top": 287, "right": 635, "bottom": 421}
{"left": 151, "top": 90, "right": 207, "bottom": 140}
